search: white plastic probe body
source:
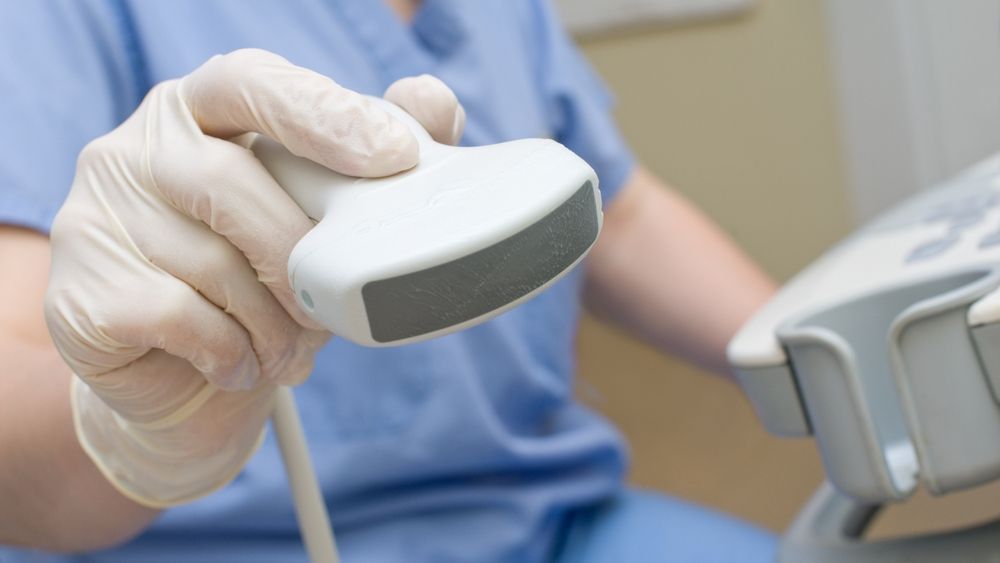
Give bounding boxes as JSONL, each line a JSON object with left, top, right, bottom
{"left": 252, "top": 99, "right": 600, "bottom": 346}
{"left": 261, "top": 98, "right": 602, "bottom": 563}
{"left": 728, "top": 153, "right": 1000, "bottom": 503}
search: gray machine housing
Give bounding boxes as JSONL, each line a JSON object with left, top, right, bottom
{"left": 743, "top": 268, "right": 1000, "bottom": 501}
{"left": 728, "top": 153, "right": 1000, "bottom": 560}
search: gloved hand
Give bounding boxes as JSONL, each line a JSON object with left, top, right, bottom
{"left": 44, "top": 49, "right": 466, "bottom": 508}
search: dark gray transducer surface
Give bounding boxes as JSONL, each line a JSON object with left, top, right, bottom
{"left": 362, "top": 181, "right": 599, "bottom": 343}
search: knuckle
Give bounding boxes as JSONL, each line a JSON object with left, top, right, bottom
{"left": 146, "top": 143, "right": 188, "bottom": 188}
{"left": 42, "top": 284, "right": 129, "bottom": 377}
{"left": 168, "top": 145, "right": 251, "bottom": 225}
{"left": 391, "top": 74, "right": 456, "bottom": 107}
{"left": 225, "top": 47, "right": 276, "bottom": 64}
{"left": 48, "top": 204, "right": 85, "bottom": 243}
{"left": 139, "top": 80, "right": 176, "bottom": 108}
{"left": 267, "top": 326, "right": 322, "bottom": 384}
{"left": 76, "top": 135, "right": 116, "bottom": 171}
{"left": 211, "top": 141, "right": 254, "bottom": 173}
{"left": 43, "top": 287, "right": 94, "bottom": 349}
{"left": 148, "top": 284, "right": 193, "bottom": 330}
{"left": 258, "top": 325, "right": 301, "bottom": 376}
{"left": 42, "top": 284, "right": 71, "bottom": 332}
{"left": 76, "top": 83, "right": 168, "bottom": 171}
{"left": 412, "top": 74, "right": 451, "bottom": 100}
{"left": 211, "top": 339, "right": 248, "bottom": 373}
{"left": 215, "top": 48, "right": 284, "bottom": 80}
{"left": 148, "top": 143, "right": 234, "bottom": 216}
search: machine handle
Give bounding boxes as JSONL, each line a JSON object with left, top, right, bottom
{"left": 779, "top": 481, "right": 1000, "bottom": 562}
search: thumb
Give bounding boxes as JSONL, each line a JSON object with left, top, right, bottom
{"left": 384, "top": 74, "right": 467, "bottom": 145}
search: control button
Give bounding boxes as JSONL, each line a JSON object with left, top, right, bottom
{"left": 924, "top": 191, "right": 1000, "bottom": 224}
{"left": 971, "top": 190, "right": 1000, "bottom": 209}
{"left": 979, "top": 231, "right": 1000, "bottom": 249}
{"left": 948, "top": 211, "right": 985, "bottom": 231}
{"left": 906, "top": 236, "right": 959, "bottom": 263}
{"left": 300, "top": 289, "right": 315, "bottom": 310}
{"left": 923, "top": 205, "right": 954, "bottom": 223}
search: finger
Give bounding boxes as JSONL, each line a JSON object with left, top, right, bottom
{"left": 81, "top": 350, "right": 213, "bottom": 425}
{"left": 227, "top": 132, "right": 259, "bottom": 149}
{"left": 129, "top": 212, "right": 324, "bottom": 382}
{"left": 384, "top": 74, "right": 466, "bottom": 145}
{"left": 280, "top": 328, "right": 331, "bottom": 387}
{"left": 103, "top": 271, "right": 261, "bottom": 391}
{"left": 46, "top": 195, "right": 259, "bottom": 390}
{"left": 88, "top": 350, "right": 276, "bottom": 431}
{"left": 146, "top": 131, "right": 320, "bottom": 329}
{"left": 180, "top": 48, "right": 418, "bottom": 177}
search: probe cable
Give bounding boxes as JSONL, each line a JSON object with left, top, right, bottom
{"left": 273, "top": 387, "right": 341, "bottom": 563}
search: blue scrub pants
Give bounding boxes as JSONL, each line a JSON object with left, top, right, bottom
{"left": 1, "top": 489, "right": 776, "bottom": 562}
{"left": 557, "top": 489, "right": 777, "bottom": 563}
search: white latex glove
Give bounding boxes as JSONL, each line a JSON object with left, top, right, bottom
{"left": 44, "top": 49, "right": 466, "bottom": 508}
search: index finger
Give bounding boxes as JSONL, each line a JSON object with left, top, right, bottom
{"left": 180, "top": 48, "right": 418, "bottom": 178}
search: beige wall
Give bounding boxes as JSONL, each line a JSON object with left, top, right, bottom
{"left": 572, "top": 0, "right": 850, "bottom": 532}
{"left": 580, "top": 0, "right": 852, "bottom": 280}
{"left": 572, "top": 0, "right": 1000, "bottom": 536}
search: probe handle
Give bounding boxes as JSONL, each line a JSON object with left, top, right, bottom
{"left": 250, "top": 98, "right": 455, "bottom": 341}
{"left": 265, "top": 99, "right": 435, "bottom": 563}
{"left": 261, "top": 98, "right": 437, "bottom": 222}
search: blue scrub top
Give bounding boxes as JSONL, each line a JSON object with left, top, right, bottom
{"left": 0, "top": 1, "right": 638, "bottom": 561}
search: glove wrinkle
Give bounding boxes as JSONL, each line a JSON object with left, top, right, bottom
{"left": 45, "top": 49, "right": 468, "bottom": 508}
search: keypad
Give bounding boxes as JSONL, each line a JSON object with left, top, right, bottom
{"left": 907, "top": 236, "right": 960, "bottom": 263}
{"left": 906, "top": 189, "right": 1000, "bottom": 263}
{"left": 979, "top": 231, "right": 1000, "bottom": 250}
{"left": 923, "top": 191, "right": 1000, "bottom": 226}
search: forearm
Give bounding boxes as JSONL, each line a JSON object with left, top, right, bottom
{"left": 0, "top": 228, "right": 158, "bottom": 551}
{"left": 584, "top": 166, "right": 777, "bottom": 376}
{"left": 0, "top": 344, "right": 158, "bottom": 550}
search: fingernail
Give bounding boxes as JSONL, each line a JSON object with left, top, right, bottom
{"left": 278, "top": 330, "right": 329, "bottom": 386}
{"left": 386, "top": 119, "right": 420, "bottom": 170}
{"left": 227, "top": 354, "right": 261, "bottom": 391}
{"left": 450, "top": 104, "right": 466, "bottom": 145}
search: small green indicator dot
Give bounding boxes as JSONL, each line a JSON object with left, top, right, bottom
{"left": 300, "top": 289, "right": 314, "bottom": 310}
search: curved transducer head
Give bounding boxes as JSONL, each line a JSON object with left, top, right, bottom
{"left": 252, "top": 99, "right": 601, "bottom": 347}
